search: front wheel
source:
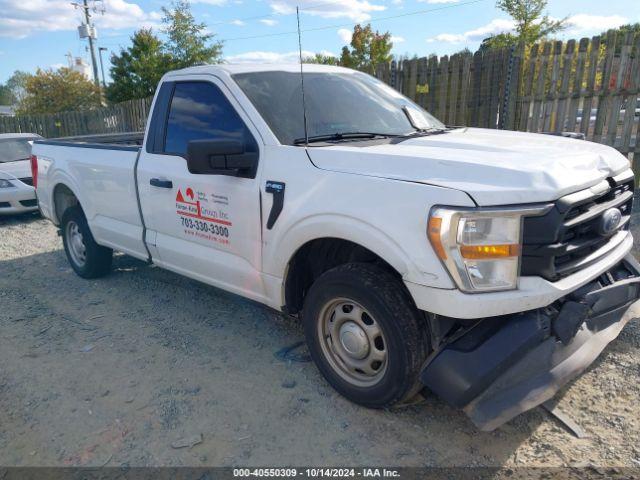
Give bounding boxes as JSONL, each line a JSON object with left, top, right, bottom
{"left": 61, "top": 205, "right": 112, "bottom": 279}
{"left": 302, "top": 263, "right": 431, "bottom": 408}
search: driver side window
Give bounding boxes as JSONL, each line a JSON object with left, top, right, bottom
{"left": 163, "top": 81, "right": 252, "bottom": 156}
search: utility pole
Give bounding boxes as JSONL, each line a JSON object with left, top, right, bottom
{"left": 83, "top": 0, "right": 100, "bottom": 87}
{"left": 98, "top": 47, "right": 108, "bottom": 89}
{"left": 74, "top": 0, "right": 101, "bottom": 88}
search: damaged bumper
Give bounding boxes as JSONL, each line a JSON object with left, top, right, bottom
{"left": 420, "top": 255, "right": 640, "bottom": 431}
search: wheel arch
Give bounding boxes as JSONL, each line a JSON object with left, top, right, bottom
{"left": 279, "top": 215, "right": 418, "bottom": 315}
{"left": 52, "top": 182, "right": 82, "bottom": 225}
{"left": 284, "top": 237, "right": 402, "bottom": 314}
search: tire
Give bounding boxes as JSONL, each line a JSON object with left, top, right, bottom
{"left": 61, "top": 205, "right": 112, "bottom": 279}
{"left": 302, "top": 263, "right": 431, "bottom": 408}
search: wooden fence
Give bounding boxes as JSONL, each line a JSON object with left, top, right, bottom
{"left": 376, "top": 47, "right": 517, "bottom": 131}
{"left": 375, "top": 31, "right": 640, "bottom": 164}
{"left": 0, "top": 31, "right": 638, "bottom": 165}
{"left": 0, "top": 97, "right": 152, "bottom": 138}
{"left": 515, "top": 32, "right": 640, "bottom": 159}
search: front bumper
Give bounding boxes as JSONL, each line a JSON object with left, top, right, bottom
{"left": 0, "top": 184, "right": 38, "bottom": 214}
{"left": 420, "top": 254, "right": 640, "bottom": 431}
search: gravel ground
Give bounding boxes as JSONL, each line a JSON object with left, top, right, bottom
{"left": 0, "top": 211, "right": 639, "bottom": 469}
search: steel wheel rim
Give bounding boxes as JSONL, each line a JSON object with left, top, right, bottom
{"left": 317, "top": 298, "right": 388, "bottom": 387}
{"left": 66, "top": 221, "right": 87, "bottom": 267}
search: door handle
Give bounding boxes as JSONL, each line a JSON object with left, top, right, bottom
{"left": 150, "top": 178, "right": 173, "bottom": 189}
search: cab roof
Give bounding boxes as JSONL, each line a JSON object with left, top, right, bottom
{"left": 165, "top": 63, "right": 357, "bottom": 77}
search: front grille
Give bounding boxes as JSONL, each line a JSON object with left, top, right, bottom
{"left": 521, "top": 175, "right": 634, "bottom": 281}
{"left": 19, "top": 199, "right": 38, "bottom": 207}
{"left": 18, "top": 177, "right": 33, "bottom": 186}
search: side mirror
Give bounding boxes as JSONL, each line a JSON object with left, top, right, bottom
{"left": 186, "top": 139, "right": 258, "bottom": 178}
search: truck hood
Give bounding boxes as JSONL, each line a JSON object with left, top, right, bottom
{"left": 306, "top": 128, "right": 631, "bottom": 206}
{"left": 0, "top": 159, "right": 31, "bottom": 180}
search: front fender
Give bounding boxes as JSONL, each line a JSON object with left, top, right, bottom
{"left": 265, "top": 213, "right": 455, "bottom": 289}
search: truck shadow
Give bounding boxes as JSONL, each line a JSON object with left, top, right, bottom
{"left": 0, "top": 211, "right": 41, "bottom": 226}
{"left": 1, "top": 248, "right": 637, "bottom": 467}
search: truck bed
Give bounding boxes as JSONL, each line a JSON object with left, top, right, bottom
{"left": 32, "top": 133, "right": 148, "bottom": 261}
{"left": 36, "top": 132, "right": 144, "bottom": 151}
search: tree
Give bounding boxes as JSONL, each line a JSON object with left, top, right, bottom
{"left": 599, "top": 23, "right": 640, "bottom": 53}
{"left": 2, "top": 70, "right": 29, "bottom": 104}
{"left": 481, "top": 0, "right": 566, "bottom": 50}
{"left": 0, "top": 84, "right": 16, "bottom": 105}
{"left": 105, "top": 1, "right": 224, "bottom": 103}
{"left": 602, "top": 22, "right": 640, "bottom": 37}
{"left": 161, "top": 0, "right": 223, "bottom": 70}
{"left": 454, "top": 47, "right": 473, "bottom": 56}
{"left": 339, "top": 24, "right": 393, "bottom": 74}
{"left": 16, "top": 68, "right": 101, "bottom": 115}
{"left": 106, "top": 29, "right": 172, "bottom": 103}
{"left": 480, "top": 33, "right": 518, "bottom": 51}
{"left": 303, "top": 53, "right": 339, "bottom": 65}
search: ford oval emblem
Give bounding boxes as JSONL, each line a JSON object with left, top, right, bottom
{"left": 599, "top": 207, "right": 622, "bottom": 235}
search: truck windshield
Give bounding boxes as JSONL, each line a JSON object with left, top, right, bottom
{"left": 0, "top": 138, "right": 36, "bottom": 163}
{"left": 233, "top": 70, "right": 444, "bottom": 146}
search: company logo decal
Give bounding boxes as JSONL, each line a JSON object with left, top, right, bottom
{"left": 176, "top": 187, "right": 232, "bottom": 245}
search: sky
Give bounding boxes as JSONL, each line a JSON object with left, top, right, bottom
{"left": 0, "top": 0, "right": 639, "bottom": 83}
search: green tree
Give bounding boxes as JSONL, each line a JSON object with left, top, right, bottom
{"left": 106, "top": 29, "right": 172, "bottom": 103}
{"left": 454, "top": 47, "right": 473, "bottom": 56}
{"left": 479, "top": 33, "right": 518, "bottom": 51}
{"left": 603, "top": 22, "right": 640, "bottom": 37}
{"left": 3, "top": 70, "right": 29, "bottom": 104}
{"left": 303, "top": 53, "right": 339, "bottom": 65}
{"left": 481, "top": 0, "right": 566, "bottom": 50}
{"left": 600, "top": 23, "right": 640, "bottom": 53}
{"left": 0, "top": 84, "right": 16, "bottom": 105}
{"left": 16, "top": 68, "right": 101, "bottom": 115}
{"left": 339, "top": 24, "right": 393, "bottom": 74}
{"left": 162, "top": 0, "right": 223, "bottom": 69}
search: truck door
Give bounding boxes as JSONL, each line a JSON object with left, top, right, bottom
{"left": 137, "top": 77, "right": 267, "bottom": 303}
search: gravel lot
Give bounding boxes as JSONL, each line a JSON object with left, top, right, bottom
{"left": 1, "top": 211, "right": 639, "bottom": 469}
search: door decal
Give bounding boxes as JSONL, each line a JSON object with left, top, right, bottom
{"left": 175, "top": 187, "right": 232, "bottom": 246}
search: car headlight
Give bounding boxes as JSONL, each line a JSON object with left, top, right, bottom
{"left": 0, "top": 179, "right": 15, "bottom": 188}
{"left": 428, "top": 206, "right": 550, "bottom": 293}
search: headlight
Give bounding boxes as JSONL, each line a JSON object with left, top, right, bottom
{"left": 0, "top": 179, "right": 15, "bottom": 188}
{"left": 428, "top": 206, "right": 549, "bottom": 293}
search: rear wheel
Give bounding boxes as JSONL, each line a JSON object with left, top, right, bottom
{"left": 302, "top": 263, "right": 431, "bottom": 408}
{"left": 61, "top": 206, "right": 112, "bottom": 279}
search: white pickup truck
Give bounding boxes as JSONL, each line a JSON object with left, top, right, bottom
{"left": 32, "top": 64, "right": 639, "bottom": 430}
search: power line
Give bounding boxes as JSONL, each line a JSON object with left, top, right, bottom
{"left": 220, "top": 0, "right": 489, "bottom": 43}
{"left": 91, "top": 0, "right": 489, "bottom": 54}
{"left": 84, "top": 0, "right": 352, "bottom": 41}
{"left": 208, "top": 0, "right": 351, "bottom": 27}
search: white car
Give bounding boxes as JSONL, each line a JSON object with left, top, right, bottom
{"left": 32, "top": 64, "right": 639, "bottom": 430}
{"left": 0, "top": 133, "right": 41, "bottom": 215}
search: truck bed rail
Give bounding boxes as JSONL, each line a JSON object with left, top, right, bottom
{"left": 34, "top": 132, "right": 144, "bottom": 152}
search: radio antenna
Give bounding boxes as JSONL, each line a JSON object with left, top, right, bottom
{"left": 296, "top": 6, "right": 309, "bottom": 146}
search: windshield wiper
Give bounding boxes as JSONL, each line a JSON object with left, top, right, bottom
{"left": 293, "top": 132, "right": 398, "bottom": 145}
{"left": 399, "top": 127, "right": 449, "bottom": 138}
